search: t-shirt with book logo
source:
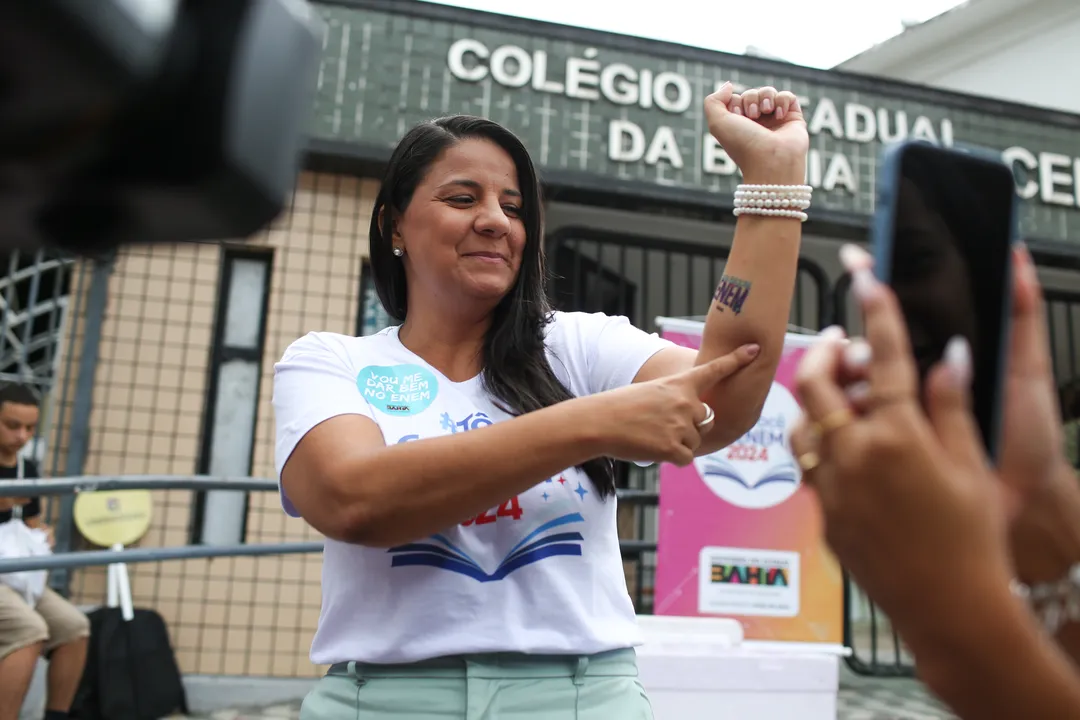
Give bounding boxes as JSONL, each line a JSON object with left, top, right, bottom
{"left": 273, "top": 311, "right": 672, "bottom": 665}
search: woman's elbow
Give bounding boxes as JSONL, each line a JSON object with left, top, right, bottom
{"left": 334, "top": 516, "right": 406, "bottom": 548}
{"left": 319, "top": 504, "right": 378, "bottom": 545}
{"left": 706, "top": 415, "right": 757, "bottom": 452}
{"left": 283, "top": 454, "right": 389, "bottom": 545}
{"left": 736, "top": 395, "right": 769, "bottom": 436}
{"left": 306, "top": 495, "right": 392, "bottom": 546}
{"left": 285, "top": 479, "right": 378, "bottom": 546}
{"left": 709, "top": 384, "right": 771, "bottom": 440}
{"left": 310, "top": 497, "right": 411, "bottom": 548}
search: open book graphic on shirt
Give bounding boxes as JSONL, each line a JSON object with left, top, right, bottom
{"left": 388, "top": 512, "right": 585, "bottom": 582}
{"left": 697, "top": 457, "right": 799, "bottom": 490}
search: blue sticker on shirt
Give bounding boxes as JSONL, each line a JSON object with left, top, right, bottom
{"left": 357, "top": 364, "right": 438, "bottom": 416}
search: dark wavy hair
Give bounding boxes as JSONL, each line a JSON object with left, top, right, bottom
{"left": 0, "top": 383, "right": 39, "bottom": 408}
{"left": 368, "top": 115, "right": 616, "bottom": 498}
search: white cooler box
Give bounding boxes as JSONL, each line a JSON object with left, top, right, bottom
{"left": 636, "top": 616, "right": 843, "bottom": 720}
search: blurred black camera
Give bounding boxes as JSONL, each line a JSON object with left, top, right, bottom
{"left": 0, "top": 0, "right": 324, "bottom": 257}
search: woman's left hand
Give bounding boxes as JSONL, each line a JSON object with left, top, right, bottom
{"left": 839, "top": 243, "right": 1066, "bottom": 518}
{"left": 789, "top": 255, "right": 1014, "bottom": 644}
{"left": 704, "top": 83, "right": 809, "bottom": 183}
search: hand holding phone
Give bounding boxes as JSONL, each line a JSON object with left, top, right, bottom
{"left": 870, "top": 140, "right": 1017, "bottom": 460}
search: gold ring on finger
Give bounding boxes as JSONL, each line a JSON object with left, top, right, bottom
{"left": 796, "top": 451, "right": 821, "bottom": 473}
{"left": 810, "top": 407, "right": 855, "bottom": 438}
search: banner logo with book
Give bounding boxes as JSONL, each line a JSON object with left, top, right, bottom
{"left": 653, "top": 319, "right": 844, "bottom": 650}
{"left": 694, "top": 383, "right": 803, "bottom": 510}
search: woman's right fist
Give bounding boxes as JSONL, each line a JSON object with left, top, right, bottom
{"left": 593, "top": 345, "right": 760, "bottom": 466}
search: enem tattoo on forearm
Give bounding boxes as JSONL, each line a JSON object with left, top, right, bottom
{"left": 713, "top": 275, "right": 752, "bottom": 315}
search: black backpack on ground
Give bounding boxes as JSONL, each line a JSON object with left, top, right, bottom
{"left": 72, "top": 606, "right": 189, "bottom": 720}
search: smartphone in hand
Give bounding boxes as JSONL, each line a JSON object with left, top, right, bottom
{"left": 870, "top": 140, "right": 1018, "bottom": 461}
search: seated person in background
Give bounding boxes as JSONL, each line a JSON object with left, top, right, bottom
{"left": 0, "top": 384, "right": 89, "bottom": 720}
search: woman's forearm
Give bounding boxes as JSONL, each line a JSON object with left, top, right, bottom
{"left": 696, "top": 159, "right": 806, "bottom": 446}
{"left": 1012, "top": 462, "right": 1080, "bottom": 584}
{"left": 910, "top": 581, "right": 1080, "bottom": 718}
{"left": 325, "top": 394, "right": 609, "bottom": 547}
{"left": 1012, "top": 461, "right": 1080, "bottom": 667}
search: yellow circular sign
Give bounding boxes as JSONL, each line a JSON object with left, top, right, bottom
{"left": 73, "top": 490, "right": 153, "bottom": 547}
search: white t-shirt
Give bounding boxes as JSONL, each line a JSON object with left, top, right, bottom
{"left": 273, "top": 311, "right": 673, "bottom": 665}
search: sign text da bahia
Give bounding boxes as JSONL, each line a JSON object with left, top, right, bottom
{"left": 448, "top": 39, "right": 1080, "bottom": 209}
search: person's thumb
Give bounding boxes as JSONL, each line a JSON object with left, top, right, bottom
{"left": 705, "top": 81, "right": 735, "bottom": 111}
{"left": 924, "top": 336, "right": 986, "bottom": 470}
{"left": 704, "top": 82, "right": 737, "bottom": 133}
{"left": 682, "top": 343, "right": 761, "bottom": 393}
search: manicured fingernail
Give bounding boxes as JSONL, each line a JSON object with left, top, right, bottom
{"left": 1017, "top": 244, "right": 1038, "bottom": 283}
{"left": 944, "top": 336, "right": 972, "bottom": 387}
{"left": 744, "top": 343, "right": 761, "bottom": 358}
{"left": 748, "top": 103, "right": 759, "bottom": 117}
{"left": 839, "top": 243, "right": 873, "bottom": 273}
{"left": 846, "top": 381, "right": 871, "bottom": 404}
{"left": 775, "top": 106, "right": 785, "bottom": 120}
{"left": 851, "top": 268, "right": 880, "bottom": 302}
{"left": 844, "top": 340, "right": 872, "bottom": 369}
{"left": 820, "top": 325, "right": 846, "bottom": 342}
{"left": 761, "top": 98, "right": 773, "bottom": 113}
{"left": 1013, "top": 242, "right": 1028, "bottom": 266}
{"left": 733, "top": 105, "right": 743, "bottom": 115}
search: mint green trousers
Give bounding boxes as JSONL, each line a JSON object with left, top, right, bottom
{"left": 300, "top": 648, "right": 654, "bottom": 719}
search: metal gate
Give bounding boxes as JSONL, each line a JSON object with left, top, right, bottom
{"left": 548, "top": 227, "right": 831, "bottom": 332}
{"left": 0, "top": 249, "right": 82, "bottom": 468}
{"left": 1046, "top": 288, "right": 1080, "bottom": 466}
{"left": 546, "top": 227, "right": 832, "bottom": 615}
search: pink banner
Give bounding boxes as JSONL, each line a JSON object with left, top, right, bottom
{"left": 653, "top": 321, "right": 843, "bottom": 646}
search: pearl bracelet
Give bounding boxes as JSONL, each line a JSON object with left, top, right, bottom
{"left": 733, "top": 207, "right": 809, "bottom": 221}
{"left": 737, "top": 184, "right": 814, "bottom": 192}
{"left": 1011, "top": 564, "right": 1080, "bottom": 634}
{"left": 733, "top": 184, "right": 812, "bottom": 222}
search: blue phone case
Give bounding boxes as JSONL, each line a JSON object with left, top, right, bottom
{"left": 869, "top": 139, "right": 1018, "bottom": 463}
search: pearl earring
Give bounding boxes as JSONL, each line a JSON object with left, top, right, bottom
{"left": 392, "top": 247, "right": 404, "bottom": 257}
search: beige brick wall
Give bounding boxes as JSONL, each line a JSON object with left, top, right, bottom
{"left": 66, "top": 172, "right": 378, "bottom": 677}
